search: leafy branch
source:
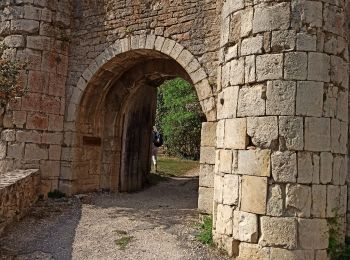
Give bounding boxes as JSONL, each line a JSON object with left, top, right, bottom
{"left": 0, "top": 43, "right": 28, "bottom": 106}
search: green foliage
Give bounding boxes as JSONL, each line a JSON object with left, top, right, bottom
{"left": 47, "top": 189, "right": 66, "bottom": 199}
{"left": 195, "top": 215, "right": 213, "bottom": 246}
{"left": 0, "top": 44, "right": 28, "bottom": 105}
{"left": 156, "top": 78, "right": 204, "bottom": 160}
{"left": 328, "top": 217, "right": 350, "bottom": 259}
{"left": 115, "top": 235, "right": 134, "bottom": 250}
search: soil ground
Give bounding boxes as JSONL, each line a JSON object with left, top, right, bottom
{"left": 0, "top": 168, "right": 228, "bottom": 260}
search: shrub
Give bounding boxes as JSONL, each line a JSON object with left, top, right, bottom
{"left": 156, "top": 78, "right": 204, "bottom": 160}
{"left": 0, "top": 44, "right": 28, "bottom": 106}
{"left": 328, "top": 217, "right": 350, "bottom": 259}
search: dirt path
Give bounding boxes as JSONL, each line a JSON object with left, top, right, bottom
{"left": 0, "top": 173, "right": 228, "bottom": 260}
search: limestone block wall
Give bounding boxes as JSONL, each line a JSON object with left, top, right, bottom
{"left": 0, "top": 1, "right": 72, "bottom": 195}
{"left": 0, "top": 169, "right": 40, "bottom": 235}
{"left": 60, "top": 0, "right": 221, "bottom": 206}
{"left": 214, "top": 0, "right": 349, "bottom": 258}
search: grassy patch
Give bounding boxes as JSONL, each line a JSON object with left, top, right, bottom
{"left": 157, "top": 156, "right": 199, "bottom": 177}
{"left": 195, "top": 215, "right": 213, "bottom": 246}
{"left": 115, "top": 236, "right": 134, "bottom": 250}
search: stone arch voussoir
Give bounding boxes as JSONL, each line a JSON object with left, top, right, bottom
{"left": 66, "top": 34, "right": 216, "bottom": 124}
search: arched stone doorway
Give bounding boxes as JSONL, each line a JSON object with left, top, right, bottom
{"left": 60, "top": 35, "right": 216, "bottom": 200}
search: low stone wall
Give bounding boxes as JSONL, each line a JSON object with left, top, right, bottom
{"left": 0, "top": 169, "right": 40, "bottom": 235}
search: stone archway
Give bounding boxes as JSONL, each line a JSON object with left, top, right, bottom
{"left": 59, "top": 35, "right": 216, "bottom": 204}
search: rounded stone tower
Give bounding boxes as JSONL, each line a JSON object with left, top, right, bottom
{"left": 0, "top": 0, "right": 73, "bottom": 194}
{"left": 214, "top": 0, "right": 349, "bottom": 258}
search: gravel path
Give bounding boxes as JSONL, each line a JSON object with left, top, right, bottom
{"left": 0, "top": 173, "right": 228, "bottom": 260}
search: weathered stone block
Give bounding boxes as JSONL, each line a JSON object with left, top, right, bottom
{"left": 11, "top": 19, "right": 40, "bottom": 34}
{"left": 7, "top": 142, "right": 24, "bottom": 159}
{"left": 272, "top": 151, "right": 297, "bottom": 183}
{"left": 214, "top": 174, "right": 224, "bottom": 203}
{"left": 219, "top": 150, "right": 232, "bottom": 174}
{"left": 237, "top": 149, "right": 271, "bottom": 177}
{"left": 230, "top": 58, "right": 245, "bottom": 85}
{"left": 217, "top": 86, "right": 239, "bottom": 119}
{"left": 296, "top": 81, "right": 324, "bottom": 117}
{"left": 271, "top": 30, "right": 296, "bottom": 52}
{"left": 337, "top": 91, "right": 348, "bottom": 122}
{"left": 279, "top": 116, "right": 304, "bottom": 151}
{"left": 267, "top": 184, "right": 283, "bottom": 217}
{"left": 256, "top": 54, "right": 283, "bottom": 81}
{"left": 201, "top": 122, "right": 217, "bottom": 147}
{"left": 247, "top": 116, "right": 278, "bottom": 149}
{"left": 308, "top": 52, "right": 330, "bottom": 82}
{"left": 198, "top": 187, "right": 214, "bottom": 214}
{"left": 40, "top": 160, "right": 60, "bottom": 179}
{"left": 223, "top": 174, "right": 239, "bottom": 206}
{"left": 237, "top": 85, "right": 265, "bottom": 117}
{"left": 286, "top": 184, "right": 311, "bottom": 217}
{"left": 320, "top": 152, "right": 333, "bottom": 184}
{"left": 296, "top": 33, "right": 317, "bottom": 51}
{"left": 216, "top": 204, "right": 233, "bottom": 235}
{"left": 259, "top": 217, "right": 297, "bottom": 249}
{"left": 298, "top": 218, "right": 328, "bottom": 249}
{"left": 284, "top": 52, "right": 307, "bottom": 80}
{"left": 216, "top": 120, "right": 225, "bottom": 148}
{"left": 327, "top": 185, "right": 340, "bottom": 218}
{"left": 266, "top": 80, "right": 296, "bottom": 115}
{"left": 241, "top": 176, "right": 267, "bottom": 214}
{"left": 2, "top": 130, "right": 16, "bottom": 142}
{"left": 224, "top": 118, "right": 248, "bottom": 149}
{"left": 270, "top": 248, "right": 315, "bottom": 260}
{"left": 311, "top": 185, "right": 326, "bottom": 218}
{"left": 253, "top": 3, "right": 290, "bottom": 33}
{"left": 24, "top": 144, "right": 48, "bottom": 160}
{"left": 240, "top": 8, "right": 253, "bottom": 37}
{"left": 244, "top": 55, "right": 255, "bottom": 83}
{"left": 241, "top": 35, "right": 263, "bottom": 56}
{"left": 232, "top": 211, "right": 258, "bottom": 243}
{"left": 236, "top": 243, "right": 270, "bottom": 260}
{"left": 304, "top": 117, "right": 331, "bottom": 152}
{"left": 49, "top": 145, "right": 61, "bottom": 161}
{"left": 200, "top": 146, "right": 215, "bottom": 165}
{"left": 297, "top": 152, "right": 319, "bottom": 184}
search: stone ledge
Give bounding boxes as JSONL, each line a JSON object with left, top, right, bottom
{"left": 0, "top": 169, "right": 40, "bottom": 235}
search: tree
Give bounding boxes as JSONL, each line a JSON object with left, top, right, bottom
{"left": 0, "top": 44, "right": 27, "bottom": 106}
{"left": 156, "top": 78, "right": 204, "bottom": 160}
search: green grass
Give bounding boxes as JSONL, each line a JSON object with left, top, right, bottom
{"left": 115, "top": 236, "right": 134, "bottom": 250}
{"left": 195, "top": 215, "right": 213, "bottom": 246}
{"left": 157, "top": 156, "right": 199, "bottom": 177}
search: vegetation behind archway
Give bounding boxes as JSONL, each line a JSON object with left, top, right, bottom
{"left": 156, "top": 78, "right": 205, "bottom": 160}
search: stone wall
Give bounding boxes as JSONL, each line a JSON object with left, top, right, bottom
{"left": 0, "top": 169, "right": 40, "bottom": 235}
{"left": 0, "top": 0, "right": 350, "bottom": 257}
{"left": 0, "top": 1, "right": 73, "bottom": 195}
{"left": 214, "top": 0, "right": 349, "bottom": 258}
